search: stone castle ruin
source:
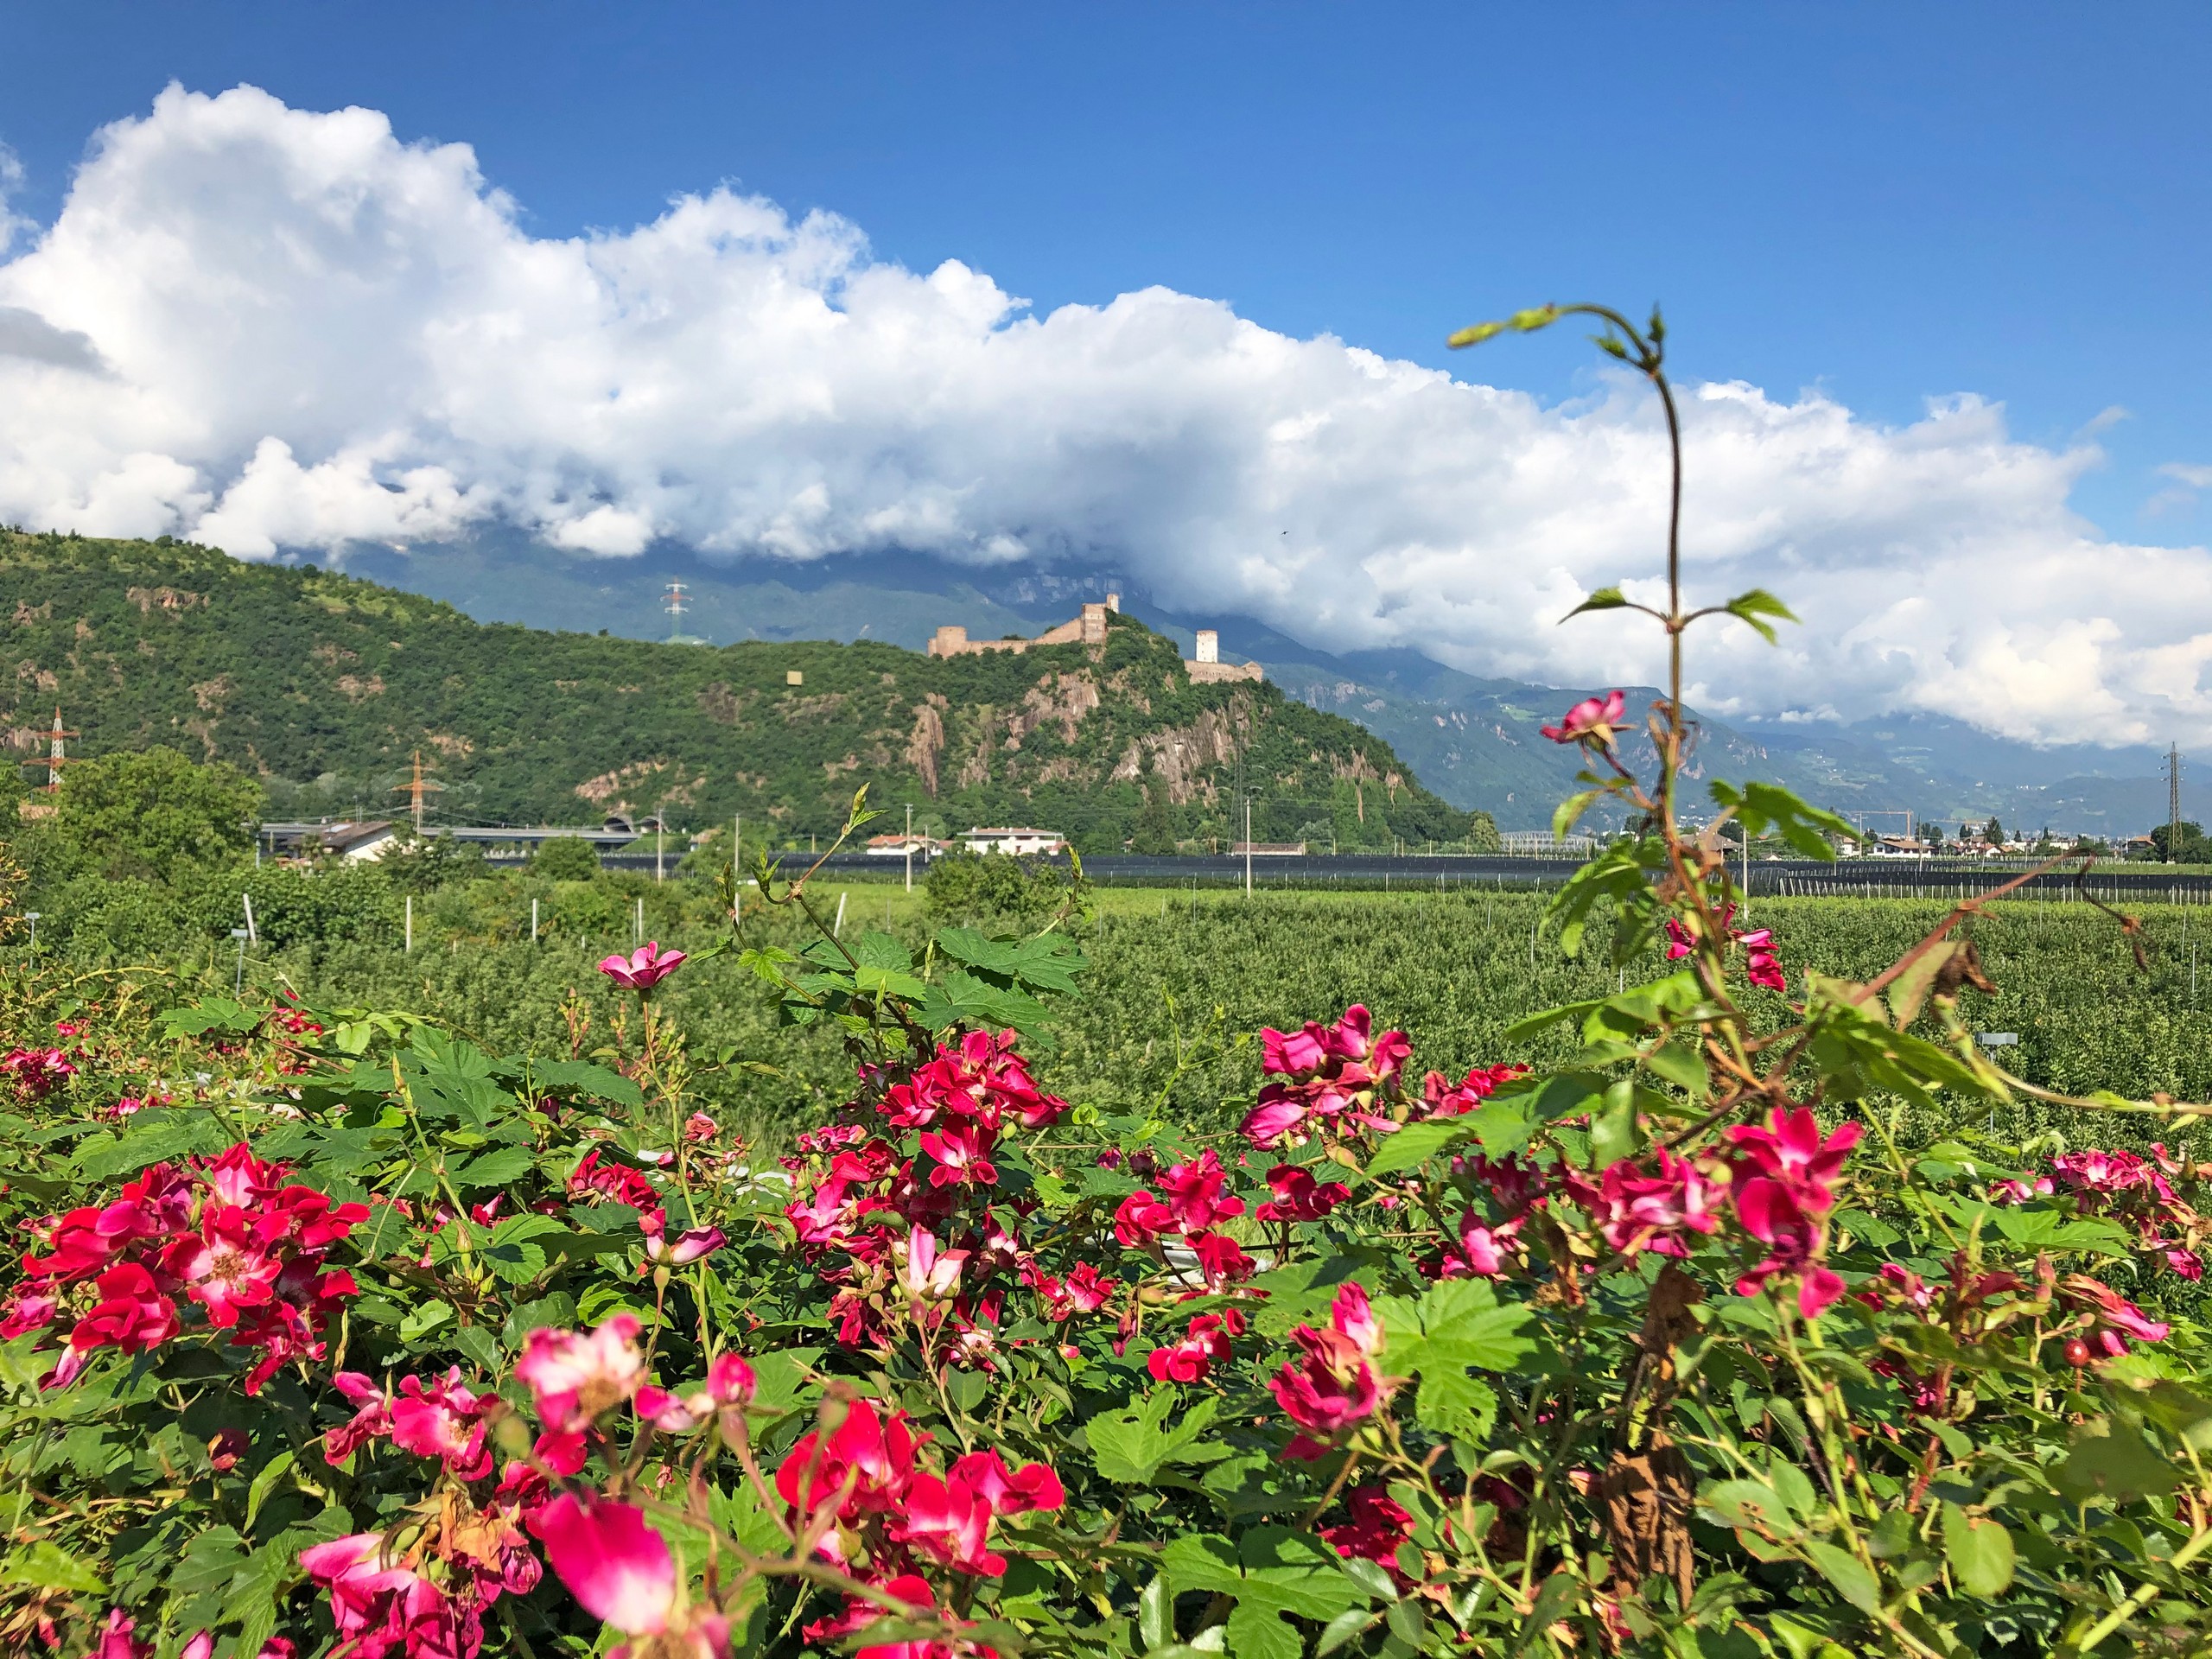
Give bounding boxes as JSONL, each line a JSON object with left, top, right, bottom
{"left": 927, "top": 594, "right": 1262, "bottom": 683}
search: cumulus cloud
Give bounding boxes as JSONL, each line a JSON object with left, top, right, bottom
{"left": 2, "top": 84, "right": 2209, "bottom": 745}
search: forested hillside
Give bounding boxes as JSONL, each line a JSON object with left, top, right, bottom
{"left": 0, "top": 530, "right": 1490, "bottom": 851}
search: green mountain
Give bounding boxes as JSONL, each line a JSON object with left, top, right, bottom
{"left": 0, "top": 530, "right": 1489, "bottom": 853}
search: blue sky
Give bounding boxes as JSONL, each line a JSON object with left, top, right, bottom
{"left": 4, "top": 2, "right": 2207, "bottom": 533}
{"left": 3, "top": 3, "right": 2211, "bottom": 744}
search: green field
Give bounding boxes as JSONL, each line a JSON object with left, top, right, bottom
{"left": 85, "top": 883, "right": 2211, "bottom": 1164}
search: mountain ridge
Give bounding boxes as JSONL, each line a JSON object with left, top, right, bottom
{"left": 0, "top": 530, "right": 1484, "bottom": 855}
{"left": 334, "top": 536, "right": 2191, "bottom": 835}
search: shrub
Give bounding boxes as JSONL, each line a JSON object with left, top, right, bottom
{"left": 532, "top": 835, "right": 603, "bottom": 881}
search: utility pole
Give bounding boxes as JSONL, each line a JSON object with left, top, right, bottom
{"left": 906, "top": 804, "right": 914, "bottom": 893}
{"left": 733, "top": 813, "right": 742, "bottom": 923}
{"left": 1244, "top": 795, "right": 1253, "bottom": 897}
{"left": 2170, "top": 744, "right": 2184, "bottom": 863}
{"left": 655, "top": 817, "right": 664, "bottom": 884}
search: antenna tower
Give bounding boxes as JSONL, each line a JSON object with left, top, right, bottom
{"left": 2169, "top": 744, "right": 2183, "bottom": 863}
{"left": 391, "top": 749, "right": 446, "bottom": 832}
{"left": 664, "top": 582, "right": 690, "bottom": 642}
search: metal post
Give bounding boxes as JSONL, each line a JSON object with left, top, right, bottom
{"left": 634, "top": 897, "right": 644, "bottom": 945}
{"left": 656, "top": 818, "right": 664, "bottom": 884}
{"left": 242, "top": 892, "right": 257, "bottom": 945}
{"left": 231, "top": 927, "right": 249, "bottom": 995}
{"left": 733, "top": 814, "right": 742, "bottom": 923}
{"left": 24, "top": 912, "right": 37, "bottom": 950}
{"left": 404, "top": 896, "right": 413, "bottom": 954}
{"left": 1244, "top": 796, "right": 1253, "bottom": 897}
{"left": 906, "top": 804, "right": 914, "bottom": 893}
{"left": 531, "top": 897, "right": 539, "bottom": 943}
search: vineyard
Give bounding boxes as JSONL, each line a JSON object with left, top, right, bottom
{"left": 16, "top": 883, "right": 2211, "bottom": 1174}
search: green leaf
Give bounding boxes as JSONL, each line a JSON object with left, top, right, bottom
{"left": 227, "top": 1542, "right": 297, "bottom": 1655}
{"left": 1802, "top": 1541, "right": 1882, "bottom": 1615}
{"left": 1413, "top": 1369, "right": 1497, "bottom": 1442}
{"left": 1708, "top": 779, "right": 1855, "bottom": 864}
{"left": 2054, "top": 1420, "right": 2178, "bottom": 1503}
{"left": 1697, "top": 1479, "right": 1796, "bottom": 1536}
{"left": 746, "top": 1347, "right": 824, "bottom": 1411}
{"left": 1164, "top": 1529, "right": 1365, "bottom": 1659}
{"left": 1941, "top": 1503, "right": 2014, "bottom": 1597}
{"left": 161, "top": 998, "right": 261, "bottom": 1038}
{"left": 1719, "top": 588, "right": 1799, "bottom": 644}
{"left": 1363, "top": 1116, "right": 1478, "bottom": 1179}
{"left": 1552, "top": 788, "right": 1607, "bottom": 842}
{"left": 1562, "top": 586, "right": 1630, "bottom": 620}
{"left": 245, "top": 1448, "right": 296, "bottom": 1529}
{"left": 527, "top": 1057, "right": 645, "bottom": 1107}
{"left": 1377, "top": 1277, "right": 1538, "bottom": 1412}
{"left": 168, "top": 1527, "right": 247, "bottom": 1596}
{"left": 481, "top": 1214, "right": 574, "bottom": 1283}
{"left": 1590, "top": 1079, "right": 1639, "bottom": 1166}
{"left": 454, "top": 1146, "right": 535, "bottom": 1188}
{"left": 398, "top": 1300, "right": 454, "bottom": 1343}
{"left": 1315, "top": 1610, "right": 1378, "bottom": 1656}
{"left": 1508, "top": 1572, "right": 1578, "bottom": 1656}
{"left": 1140, "top": 1573, "right": 1173, "bottom": 1650}
{"left": 1086, "top": 1391, "right": 1235, "bottom": 1483}
{"left": 0, "top": 1540, "right": 105, "bottom": 1594}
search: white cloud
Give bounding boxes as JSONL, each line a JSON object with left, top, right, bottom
{"left": 3, "top": 83, "right": 2209, "bottom": 746}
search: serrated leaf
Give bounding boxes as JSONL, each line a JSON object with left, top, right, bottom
{"left": 245, "top": 1448, "right": 296, "bottom": 1529}
{"left": 1941, "top": 1503, "right": 2014, "bottom": 1596}
{"left": 1315, "top": 1609, "right": 1378, "bottom": 1656}
{"left": 1363, "top": 1117, "right": 1478, "bottom": 1179}
{"left": 1803, "top": 1541, "right": 1882, "bottom": 1615}
{"left": 1553, "top": 788, "right": 1606, "bottom": 842}
{"left": 1719, "top": 588, "right": 1798, "bottom": 644}
{"left": 1508, "top": 1573, "right": 1578, "bottom": 1656}
{"left": 0, "top": 1540, "right": 105, "bottom": 1593}
{"left": 1140, "top": 1573, "right": 1173, "bottom": 1649}
{"left": 1087, "top": 1391, "right": 1234, "bottom": 1483}
{"left": 168, "top": 1527, "right": 246, "bottom": 1596}
{"left": 454, "top": 1146, "right": 535, "bottom": 1188}
{"left": 1564, "top": 586, "right": 1630, "bottom": 620}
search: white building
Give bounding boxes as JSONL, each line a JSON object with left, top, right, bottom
{"left": 960, "top": 827, "right": 1067, "bottom": 857}
{"left": 866, "top": 833, "right": 948, "bottom": 858}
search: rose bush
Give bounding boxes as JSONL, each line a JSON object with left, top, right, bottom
{"left": 5, "top": 306, "right": 2212, "bottom": 1657}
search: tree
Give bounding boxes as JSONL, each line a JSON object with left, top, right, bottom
{"left": 50, "top": 747, "right": 260, "bottom": 883}
{"left": 533, "top": 835, "right": 602, "bottom": 881}
{"left": 1131, "top": 781, "right": 1175, "bottom": 855}
{"left": 2137, "top": 821, "right": 2211, "bottom": 863}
